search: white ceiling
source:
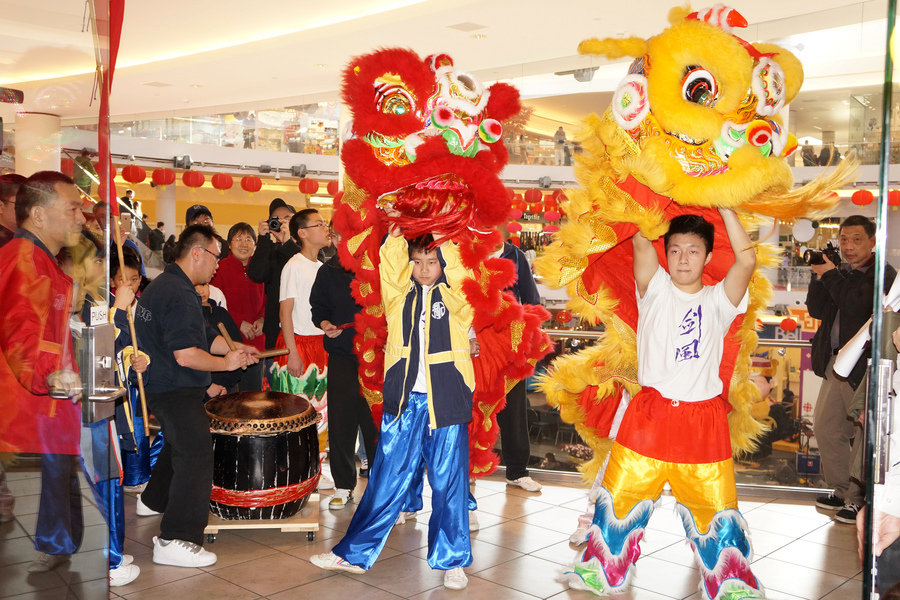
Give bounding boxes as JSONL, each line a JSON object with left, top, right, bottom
{"left": 0, "top": 0, "right": 892, "bottom": 138}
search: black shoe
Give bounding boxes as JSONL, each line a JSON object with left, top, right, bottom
{"left": 835, "top": 503, "right": 860, "bottom": 524}
{"left": 815, "top": 493, "right": 844, "bottom": 510}
{"left": 359, "top": 468, "right": 369, "bottom": 479}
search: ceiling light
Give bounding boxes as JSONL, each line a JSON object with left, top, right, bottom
{"left": 143, "top": 82, "right": 173, "bottom": 87}
{"left": 314, "top": 64, "right": 327, "bottom": 68}
{"left": 470, "top": 34, "right": 487, "bottom": 39}
{"left": 189, "top": 84, "right": 202, "bottom": 88}
{"left": 447, "top": 22, "right": 487, "bottom": 32}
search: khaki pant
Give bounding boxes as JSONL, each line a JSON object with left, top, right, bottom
{"left": 813, "top": 355, "right": 864, "bottom": 505}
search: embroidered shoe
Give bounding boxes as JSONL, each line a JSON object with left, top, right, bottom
{"left": 135, "top": 494, "right": 161, "bottom": 516}
{"left": 507, "top": 476, "right": 542, "bottom": 492}
{"left": 396, "top": 511, "right": 418, "bottom": 525}
{"left": 468, "top": 510, "right": 480, "bottom": 532}
{"left": 569, "top": 527, "right": 589, "bottom": 546}
{"left": 109, "top": 563, "right": 140, "bottom": 587}
{"left": 329, "top": 489, "right": 353, "bottom": 510}
{"left": 444, "top": 567, "right": 468, "bottom": 589}
{"left": 835, "top": 503, "right": 861, "bottom": 524}
{"left": 27, "top": 552, "right": 71, "bottom": 573}
{"left": 152, "top": 536, "right": 217, "bottom": 568}
{"left": 815, "top": 493, "right": 844, "bottom": 511}
{"left": 310, "top": 551, "right": 365, "bottom": 574}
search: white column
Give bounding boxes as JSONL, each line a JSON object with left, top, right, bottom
{"left": 15, "top": 113, "right": 61, "bottom": 176}
{"left": 156, "top": 182, "right": 177, "bottom": 239}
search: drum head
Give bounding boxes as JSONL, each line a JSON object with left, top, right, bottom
{"left": 206, "top": 391, "right": 317, "bottom": 434}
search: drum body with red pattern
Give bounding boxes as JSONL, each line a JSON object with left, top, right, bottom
{"left": 206, "top": 391, "right": 320, "bottom": 520}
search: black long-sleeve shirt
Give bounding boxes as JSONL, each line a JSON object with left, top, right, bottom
{"left": 309, "top": 254, "right": 361, "bottom": 357}
{"left": 247, "top": 233, "right": 301, "bottom": 348}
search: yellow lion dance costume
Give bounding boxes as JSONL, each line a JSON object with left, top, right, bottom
{"left": 535, "top": 5, "right": 854, "bottom": 598}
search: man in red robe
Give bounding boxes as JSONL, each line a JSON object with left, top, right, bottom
{"left": 0, "top": 171, "right": 86, "bottom": 573}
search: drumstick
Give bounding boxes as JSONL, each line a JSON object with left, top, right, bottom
{"left": 253, "top": 348, "right": 290, "bottom": 359}
{"left": 217, "top": 322, "right": 246, "bottom": 371}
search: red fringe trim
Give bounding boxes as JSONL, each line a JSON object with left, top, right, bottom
{"left": 210, "top": 474, "right": 319, "bottom": 508}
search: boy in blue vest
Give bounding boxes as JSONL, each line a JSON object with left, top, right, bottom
{"left": 311, "top": 224, "right": 475, "bottom": 590}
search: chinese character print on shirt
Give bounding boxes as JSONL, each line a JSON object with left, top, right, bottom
{"left": 674, "top": 306, "right": 702, "bottom": 362}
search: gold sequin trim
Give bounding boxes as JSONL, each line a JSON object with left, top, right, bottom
{"left": 347, "top": 226, "right": 372, "bottom": 255}
{"left": 557, "top": 255, "right": 589, "bottom": 287}
{"left": 586, "top": 217, "right": 619, "bottom": 255}
{"left": 360, "top": 252, "right": 375, "bottom": 271}
{"left": 365, "top": 304, "right": 384, "bottom": 317}
{"left": 342, "top": 177, "right": 367, "bottom": 212}
{"left": 360, "top": 385, "right": 383, "bottom": 408}
{"left": 510, "top": 320, "right": 525, "bottom": 353}
{"left": 359, "top": 282, "right": 373, "bottom": 297}
{"left": 363, "top": 349, "right": 376, "bottom": 363}
{"left": 576, "top": 279, "right": 599, "bottom": 305}
{"left": 478, "top": 401, "right": 496, "bottom": 432}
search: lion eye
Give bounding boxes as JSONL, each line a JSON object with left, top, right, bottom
{"left": 682, "top": 66, "right": 719, "bottom": 107}
{"left": 382, "top": 93, "right": 411, "bottom": 115}
{"left": 374, "top": 82, "right": 415, "bottom": 116}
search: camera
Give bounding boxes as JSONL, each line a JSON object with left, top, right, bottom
{"left": 268, "top": 216, "right": 282, "bottom": 233}
{"left": 803, "top": 240, "right": 841, "bottom": 267}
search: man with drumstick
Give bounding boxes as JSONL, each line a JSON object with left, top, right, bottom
{"left": 134, "top": 224, "right": 258, "bottom": 568}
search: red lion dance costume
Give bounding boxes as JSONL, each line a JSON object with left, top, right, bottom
{"left": 533, "top": 5, "right": 855, "bottom": 599}
{"left": 333, "top": 49, "right": 552, "bottom": 477}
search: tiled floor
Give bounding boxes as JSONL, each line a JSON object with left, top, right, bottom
{"left": 0, "top": 469, "right": 865, "bottom": 600}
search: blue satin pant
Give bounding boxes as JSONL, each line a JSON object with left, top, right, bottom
{"left": 122, "top": 387, "right": 151, "bottom": 487}
{"left": 36, "top": 454, "right": 83, "bottom": 556}
{"left": 332, "top": 391, "right": 472, "bottom": 571}
{"left": 403, "top": 461, "right": 477, "bottom": 513}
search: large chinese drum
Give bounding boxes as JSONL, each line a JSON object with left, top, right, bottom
{"left": 206, "top": 391, "right": 320, "bottom": 520}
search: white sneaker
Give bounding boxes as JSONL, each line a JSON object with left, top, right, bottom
{"left": 329, "top": 489, "right": 353, "bottom": 510}
{"left": 109, "top": 563, "right": 140, "bottom": 587}
{"left": 507, "top": 476, "right": 542, "bottom": 492}
{"left": 444, "top": 567, "right": 468, "bottom": 589}
{"left": 135, "top": 494, "right": 161, "bottom": 516}
{"left": 318, "top": 471, "right": 335, "bottom": 490}
{"left": 123, "top": 483, "right": 147, "bottom": 493}
{"left": 120, "top": 554, "right": 134, "bottom": 567}
{"left": 396, "top": 511, "right": 418, "bottom": 525}
{"left": 152, "top": 536, "right": 217, "bottom": 568}
{"left": 569, "top": 527, "right": 589, "bottom": 546}
{"left": 468, "top": 510, "right": 480, "bottom": 532}
{"left": 310, "top": 551, "right": 365, "bottom": 574}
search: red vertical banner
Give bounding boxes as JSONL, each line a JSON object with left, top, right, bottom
{"left": 90, "top": 0, "right": 124, "bottom": 216}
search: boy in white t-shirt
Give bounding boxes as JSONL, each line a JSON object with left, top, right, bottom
{"left": 564, "top": 210, "right": 764, "bottom": 600}
{"left": 274, "top": 208, "right": 334, "bottom": 488}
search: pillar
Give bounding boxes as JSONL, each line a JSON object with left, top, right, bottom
{"left": 156, "top": 182, "right": 177, "bottom": 239}
{"left": 15, "top": 113, "right": 61, "bottom": 176}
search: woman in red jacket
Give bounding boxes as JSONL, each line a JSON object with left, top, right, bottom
{"left": 211, "top": 222, "right": 266, "bottom": 390}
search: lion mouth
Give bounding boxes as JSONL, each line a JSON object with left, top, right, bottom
{"left": 669, "top": 130, "right": 708, "bottom": 145}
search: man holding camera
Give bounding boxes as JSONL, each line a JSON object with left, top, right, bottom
{"left": 247, "top": 198, "right": 299, "bottom": 385}
{"left": 806, "top": 215, "right": 896, "bottom": 523}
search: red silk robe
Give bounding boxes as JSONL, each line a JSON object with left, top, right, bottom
{"left": 0, "top": 236, "right": 81, "bottom": 455}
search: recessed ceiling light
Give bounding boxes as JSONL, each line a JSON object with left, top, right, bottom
{"left": 143, "top": 81, "right": 172, "bottom": 87}
{"left": 447, "top": 22, "right": 487, "bottom": 32}
{"left": 314, "top": 64, "right": 327, "bottom": 68}
{"left": 189, "top": 84, "right": 201, "bottom": 88}
{"left": 470, "top": 34, "right": 487, "bottom": 39}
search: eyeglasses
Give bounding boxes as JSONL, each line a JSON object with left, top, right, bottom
{"left": 195, "top": 246, "right": 221, "bottom": 262}
{"left": 301, "top": 222, "right": 329, "bottom": 230}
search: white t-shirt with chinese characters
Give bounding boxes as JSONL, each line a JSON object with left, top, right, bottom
{"left": 636, "top": 265, "right": 748, "bottom": 403}
{"left": 280, "top": 253, "right": 324, "bottom": 336}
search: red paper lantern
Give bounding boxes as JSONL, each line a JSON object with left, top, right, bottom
{"left": 544, "top": 224, "right": 560, "bottom": 233}
{"left": 211, "top": 173, "right": 233, "bottom": 194}
{"left": 529, "top": 202, "right": 543, "bottom": 214}
{"left": 182, "top": 171, "right": 205, "bottom": 191}
{"left": 544, "top": 210, "right": 561, "bottom": 222}
{"left": 241, "top": 175, "right": 262, "bottom": 196}
{"left": 780, "top": 318, "right": 798, "bottom": 332}
{"left": 61, "top": 158, "right": 75, "bottom": 178}
{"left": 524, "top": 189, "right": 543, "bottom": 204}
{"left": 121, "top": 165, "right": 146, "bottom": 185}
{"left": 299, "top": 178, "right": 319, "bottom": 195}
{"left": 851, "top": 190, "right": 874, "bottom": 206}
{"left": 556, "top": 310, "right": 573, "bottom": 324}
{"left": 505, "top": 188, "right": 515, "bottom": 200}
{"left": 151, "top": 168, "right": 175, "bottom": 189}
{"left": 508, "top": 234, "right": 521, "bottom": 247}
{"left": 890, "top": 190, "right": 900, "bottom": 209}
{"left": 327, "top": 181, "right": 339, "bottom": 196}
{"left": 511, "top": 209, "right": 523, "bottom": 220}
{"left": 506, "top": 222, "right": 522, "bottom": 233}
{"left": 556, "top": 192, "right": 568, "bottom": 204}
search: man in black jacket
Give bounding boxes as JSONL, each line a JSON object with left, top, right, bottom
{"left": 310, "top": 244, "right": 378, "bottom": 510}
{"left": 247, "top": 198, "right": 299, "bottom": 385}
{"left": 806, "top": 215, "right": 896, "bottom": 524}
